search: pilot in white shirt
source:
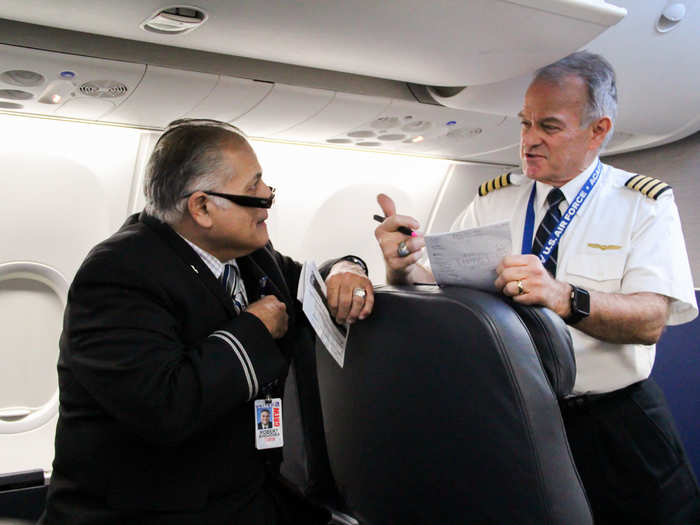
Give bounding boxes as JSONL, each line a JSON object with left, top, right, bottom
{"left": 451, "top": 158, "right": 697, "bottom": 395}
{"left": 374, "top": 51, "right": 700, "bottom": 524}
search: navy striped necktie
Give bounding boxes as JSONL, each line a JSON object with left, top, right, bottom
{"left": 532, "top": 188, "right": 566, "bottom": 277}
{"left": 221, "top": 263, "right": 247, "bottom": 314}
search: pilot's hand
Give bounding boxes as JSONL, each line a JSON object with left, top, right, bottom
{"left": 246, "top": 295, "right": 289, "bottom": 339}
{"left": 325, "top": 261, "right": 374, "bottom": 325}
{"left": 374, "top": 193, "right": 425, "bottom": 283}
{"left": 495, "top": 254, "right": 571, "bottom": 318}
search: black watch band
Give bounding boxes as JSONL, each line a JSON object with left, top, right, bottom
{"left": 339, "top": 255, "right": 369, "bottom": 276}
{"left": 566, "top": 284, "right": 590, "bottom": 325}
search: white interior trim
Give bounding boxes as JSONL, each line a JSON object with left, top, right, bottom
{"left": 0, "top": 261, "right": 67, "bottom": 434}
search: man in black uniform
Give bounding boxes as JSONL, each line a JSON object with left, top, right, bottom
{"left": 40, "top": 119, "right": 374, "bottom": 524}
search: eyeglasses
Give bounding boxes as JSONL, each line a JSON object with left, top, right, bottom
{"left": 182, "top": 187, "right": 276, "bottom": 209}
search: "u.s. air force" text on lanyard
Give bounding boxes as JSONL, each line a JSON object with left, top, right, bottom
{"left": 521, "top": 161, "right": 604, "bottom": 265}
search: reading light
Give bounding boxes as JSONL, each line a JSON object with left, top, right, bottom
{"left": 37, "top": 79, "right": 74, "bottom": 105}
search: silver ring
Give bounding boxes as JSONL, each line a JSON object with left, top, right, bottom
{"left": 397, "top": 240, "right": 410, "bottom": 258}
{"left": 353, "top": 287, "right": 367, "bottom": 298}
{"left": 517, "top": 280, "right": 525, "bottom": 295}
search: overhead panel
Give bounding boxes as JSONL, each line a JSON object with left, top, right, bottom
{"left": 322, "top": 99, "right": 509, "bottom": 159}
{"left": 100, "top": 65, "right": 218, "bottom": 128}
{"left": 0, "top": 43, "right": 144, "bottom": 120}
{"left": 232, "top": 84, "right": 334, "bottom": 137}
{"left": 0, "top": 1, "right": 625, "bottom": 86}
{"left": 54, "top": 98, "right": 116, "bottom": 120}
{"left": 429, "top": 116, "right": 521, "bottom": 158}
{"left": 274, "top": 92, "right": 391, "bottom": 142}
{"left": 183, "top": 75, "right": 273, "bottom": 123}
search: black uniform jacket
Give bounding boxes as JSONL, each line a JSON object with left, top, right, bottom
{"left": 42, "top": 212, "right": 322, "bottom": 523}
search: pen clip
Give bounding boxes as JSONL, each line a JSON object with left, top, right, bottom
{"left": 258, "top": 275, "right": 269, "bottom": 297}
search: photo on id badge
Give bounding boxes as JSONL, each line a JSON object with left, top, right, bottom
{"left": 254, "top": 398, "right": 284, "bottom": 449}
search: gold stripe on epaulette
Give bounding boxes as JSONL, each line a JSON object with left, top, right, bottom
{"left": 479, "top": 172, "right": 512, "bottom": 196}
{"left": 625, "top": 175, "right": 671, "bottom": 200}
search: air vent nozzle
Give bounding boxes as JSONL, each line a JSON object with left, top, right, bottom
{"left": 141, "top": 6, "right": 208, "bottom": 35}
{"left": 79, "top": 80, "right": 128, "bottom": 98}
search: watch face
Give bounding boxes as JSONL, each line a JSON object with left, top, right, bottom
{"left": 573, "top": 286, "right": 590, "bottom": 315}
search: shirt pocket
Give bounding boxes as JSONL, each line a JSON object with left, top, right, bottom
{"left": 566, "top": 252, "right": 626, "bottom": 293}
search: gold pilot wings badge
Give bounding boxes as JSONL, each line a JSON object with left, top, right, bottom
{"left": 587, "top": 243, "right": 622, "bottom": 251}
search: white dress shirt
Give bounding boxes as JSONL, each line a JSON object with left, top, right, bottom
{"left": 449, "top": 158, "right": 698, "bottom": 394}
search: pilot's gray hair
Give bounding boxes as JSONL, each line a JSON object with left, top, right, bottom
{"left": 533, "top": 51, "right": 617, "bottom": 150}
{"left": 144, "top": 119, "right": 249, "bottom": 224}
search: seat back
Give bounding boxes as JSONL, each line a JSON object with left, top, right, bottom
{"left": 315, "top": 285, "right": 591, "bottom": 525}
{"left": 508, "top": 301, "right": 576, "bottom": 398}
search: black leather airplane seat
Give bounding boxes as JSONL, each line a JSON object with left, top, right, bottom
{"left": 313, "top": 285, "right": 591, "bottom": 525}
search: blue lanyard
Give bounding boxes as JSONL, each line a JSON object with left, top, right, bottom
{"left": 521, "top": 161, "right": 603, "bottom": 265}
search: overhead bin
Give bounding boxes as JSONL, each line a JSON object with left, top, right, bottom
{"left": 0, "top": 0, "right": 626, "bottom": 86}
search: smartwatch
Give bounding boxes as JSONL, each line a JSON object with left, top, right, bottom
{"left": 566, "top": 285, "right": 590, "bottom": 325}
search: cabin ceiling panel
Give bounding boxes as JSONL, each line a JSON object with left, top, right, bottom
{"left": 232, "top": 84, "right": 335, "bottom": 137}
{"left": 100, "top": 65, "right": 218, "bottom": 127}
{"left": 183, "top": 75, "right": 274, "bottom": 123}
{"left": 0, "top": 0, "right": 625, "bottom": 86}
{"left": 273, "top": 93, "right": 391, "bottom": 142}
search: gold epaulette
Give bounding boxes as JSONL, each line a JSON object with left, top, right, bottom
{"left": 625, "top": 175, "right": 671, "bottom": 200}
{"left": 478, "top": 172, "right": 512, "bottom": 197}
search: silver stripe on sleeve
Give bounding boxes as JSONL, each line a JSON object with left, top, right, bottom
{"left": 211, "top": 333, "right": 253, "bottom": 401}
{"left": 216, "top": 330, "right": 259, "bottom": 399}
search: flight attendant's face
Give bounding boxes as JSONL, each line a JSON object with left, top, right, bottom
{"left": 519, "top": 76, "right": 603, "bottom": 187}
{"left": 205, "top": 141, "right": 273, "bottom": 260}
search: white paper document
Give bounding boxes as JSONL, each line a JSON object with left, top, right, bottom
{"left": 424, "top": 221, "right": 511, "bottom": 290}
{"left": 297, "top": 260, "right": 349, "bottom": 367}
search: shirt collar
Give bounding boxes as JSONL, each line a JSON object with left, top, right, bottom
{"left": 534, "top": 157, "right": 599, "bottom": 210}
{"left": 178, "top": 234, "right": 239, "bottom": 279}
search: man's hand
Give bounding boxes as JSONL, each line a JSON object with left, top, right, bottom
{"left": 246, "top": 295, "right": 289, "bottom": 339}
{"left": 494, "top": 254, "right": 571, "bottom": 317}
{"left": 374, "top": 193, "right": 431, "bottom": 285}
{"left": 326, "top": 261, "right": 374, "bottom": 325}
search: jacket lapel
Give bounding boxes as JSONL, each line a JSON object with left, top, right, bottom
{"left": 139, "top": 213, "right": 237, "bottom": 317}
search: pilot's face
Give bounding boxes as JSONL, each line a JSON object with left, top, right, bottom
{"left": 519, "top": 76, "right": 596, "bottom": 186}
{"left": 260, "top": 411, "right": 270, "bottom": 424}
{"left": 207, "top": 141, "right": 272, "bottom": 258}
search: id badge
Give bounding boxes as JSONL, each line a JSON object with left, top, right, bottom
{"left": 254, "top": 398, "right": 283, "bottom": 449}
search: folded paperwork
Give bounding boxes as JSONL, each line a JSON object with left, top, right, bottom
{"left": 424, "top": 221, "right": 511, "bottom": 291}
{"left": 297, "top": 260, "right": 348, "bottom": 367}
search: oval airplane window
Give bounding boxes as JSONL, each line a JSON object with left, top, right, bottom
{"left": 0, "top": 261, "right": 66, "bottom": 434}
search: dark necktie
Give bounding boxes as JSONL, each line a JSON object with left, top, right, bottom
{"left": 221, "top": 263, "right": 247, "bottom": 314}
{"left": 532, "top": 188, "right": 566, "bottom": 277}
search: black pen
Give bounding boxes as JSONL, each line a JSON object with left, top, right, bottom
{"left": 373, "top": 214, "right": 416, "bottom": 236}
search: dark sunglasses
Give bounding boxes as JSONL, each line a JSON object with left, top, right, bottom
{"left": 182, "top": 187, "right": 275, "bottom": 209}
